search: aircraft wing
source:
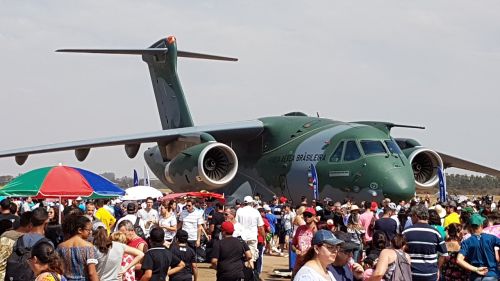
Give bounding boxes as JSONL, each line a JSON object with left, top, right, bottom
{"left": 0, "top": 120, "right": 264, "bottom": 164}
{"left": 439, "top": 152, "right": 500, "bottom": 177}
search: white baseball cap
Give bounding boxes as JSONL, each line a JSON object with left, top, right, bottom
{"left": 243, "top": 196, "right": 254, "bottom": 204}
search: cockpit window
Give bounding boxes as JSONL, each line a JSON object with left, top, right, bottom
{"left": 385, "top": 140, "right": 402, "bottom": 155}
{"left": 343, "top": 141, "right": 361, "bottom": 161}
{"left": 360, "top": 140, "right": 387, "bottom": 155}
{"left": 329, "top": 141, "right": 344, "bottom": 162}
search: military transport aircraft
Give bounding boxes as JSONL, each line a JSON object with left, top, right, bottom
{"left": 1, "top": 36, "right": 499, "bottom": 203}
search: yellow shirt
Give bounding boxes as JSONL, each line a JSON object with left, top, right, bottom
{"left": 95, "top": 207, "right": 116, "bottom": 234}
{"left": 443, "top": 212, "right": 460, "bottom": 228}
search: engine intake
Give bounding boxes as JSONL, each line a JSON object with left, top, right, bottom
{"left": 164, "top": 142, "right": 238, "bottom": 190}
{"left": 406, "top": 148, "right": 443, "bottom": 188}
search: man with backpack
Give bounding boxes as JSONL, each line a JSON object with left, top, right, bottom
{"left": 5, "top": 207, "right": 51, "bottom": 281}
{"left": 0, "top": 211, "right": 32, "bottom": 281}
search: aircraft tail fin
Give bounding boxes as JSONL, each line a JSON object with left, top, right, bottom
{"left": 57, "top": 36, "right": 237, "bottom": 130}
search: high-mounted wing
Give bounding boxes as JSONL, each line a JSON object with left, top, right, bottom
{"left": 0, "top": 120, "right": 264, "bottom": 165}
{"left": 439, "top": 152, "right": 500, "bottom": 177}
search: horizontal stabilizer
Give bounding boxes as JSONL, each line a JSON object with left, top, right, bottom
{"left": 56, "top": 48, "right": 169, "bottom": 55}
{"left": 56, "top": 49, "right": 238, "bottom": 61}
{"left": 355, "top": 121, "right": 425, "bottom": 134}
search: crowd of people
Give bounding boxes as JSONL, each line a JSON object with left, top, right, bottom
{"left": 0, "top": 193, "right": 499, "bottom": 281}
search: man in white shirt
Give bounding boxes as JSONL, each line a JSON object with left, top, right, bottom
{"left": 137, "top": 197, "right": 160, "bottom": 237}
{"left": 114, "top": 202, "right": 146, "bottom": 234}
{"left": 235, "top": 196, "right": 265, "bottom": 268}
{"left": 178, "top": 199, "right": 205, "bottom": 249}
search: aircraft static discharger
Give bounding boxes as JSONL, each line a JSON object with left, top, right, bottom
{"left": 1, "top": 36, "right": 499, "bottom": 203}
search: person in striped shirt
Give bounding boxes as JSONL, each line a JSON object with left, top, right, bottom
{"left": 403, "top": 204, "right": 448, "bottom": 281}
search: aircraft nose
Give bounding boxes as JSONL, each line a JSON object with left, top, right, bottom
{"left": 382, "top": 167, "right": 415, "bottom": 201}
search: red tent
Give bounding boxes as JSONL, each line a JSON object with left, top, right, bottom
{"left": 161, "top": 191, "right": 225, "bottom": 203}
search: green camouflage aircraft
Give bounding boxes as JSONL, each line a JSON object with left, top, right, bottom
{"left": 1, "top": 36, "right": 499, "bottom": 203}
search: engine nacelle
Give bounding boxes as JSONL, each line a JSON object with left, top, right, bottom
{"left": 402, "top": 147, "right": 443, "bottom": 189}
{"left": 164, "top": 142, "right": 238, "bottom": 190}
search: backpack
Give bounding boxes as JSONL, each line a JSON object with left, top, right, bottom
{"left": 388, "top": 249, "right": 412, "bottom": 281}
{"left": 134, "top": 217, "right": 146, "bottom": 239}
{"left": 5, "top": 235, "right": 50, "bottom": 281}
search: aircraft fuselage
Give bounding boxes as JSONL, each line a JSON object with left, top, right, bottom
{"left": 145, "top": 115, "right": 415, "bottom": 203}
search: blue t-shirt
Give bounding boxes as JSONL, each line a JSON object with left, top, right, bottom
{"left": 328, "top": 264, "right": 358, "bottom": 281}
{"left": 459, "top": 233, "right": 500, "bottom": 278}
{"left": 265, "top": 213, "right": 277, "bottom": 234}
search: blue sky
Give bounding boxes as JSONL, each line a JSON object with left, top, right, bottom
{"left": 0, "top": 1, "right": 499, "bottom": 179}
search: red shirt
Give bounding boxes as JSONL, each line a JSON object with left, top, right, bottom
{"left": 293, "top": 225, "right": 315, "bottom": 252}
{"left": 258, "top": 217, "right": 270, "bottom": 244}
{"left": 128, "top": 236, "right": 147, "bottom": 279}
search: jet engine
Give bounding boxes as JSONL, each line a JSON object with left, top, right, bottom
{"left": 164, "top": 142, "right": 238, "bottom": 190}
{"left": 404, "top": 147, "right": 444, "bottom": 188}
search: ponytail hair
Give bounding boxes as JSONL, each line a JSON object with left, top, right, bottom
{"left": 31, "top": 241, "right": 64, "bottom": 275}
{"left": 92, "top": 226, "right": 113, "bottom": 254}
{"left": 62, "top": 214, "right": 90, "bottom": 237}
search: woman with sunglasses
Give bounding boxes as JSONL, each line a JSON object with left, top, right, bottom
{"left": 28, "top": 241, "right": 66, "bottom": 281}
{"left": 57, "top": 214, "right": 99, "bottom": 281}
{"left": 293, "top": 230, "right": 343, "bottom": 281}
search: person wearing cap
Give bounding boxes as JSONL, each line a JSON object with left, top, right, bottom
{"left": 328, "top": 231, "right": 365, "bottom": 281}
{"left": 457, "top": 213, "right": 500, "bottom": 280}
{"left": 292, "top": 207, "right": 318, "bottom": 255}
{"left": 211, "top": 221, "right": 252, "bottom": 281}
{"left": 444, "top": 201, "right": 461, "bottom": 228}
{"left": 293, "top": 229, "right": 342, "bottom": 281}
{"left": 263, "top": 205, "right": 277, "bottom": 255}
{"left": 63, "top": 197, "right": 82, "bottom": 217}
{"left": 114, "top": 202, "right": 146, "bottom": 234}
{"left": 403, "top": 205, "right": 448, "bottom": 281}
{"left": 293, "top": 229, "right": 343, "bottom": 281}
{"left": 235, "top": 195, "right": 265, "bottom": 268}
{"left": 169, "top": 229, "right": 198, "bottom": 281}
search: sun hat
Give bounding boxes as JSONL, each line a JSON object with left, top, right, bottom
{"left": 350, "top": 205, "right": 360, "bottom": 211}
{"left": 434, "top": 204, "right": 446, "bottom": 218}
